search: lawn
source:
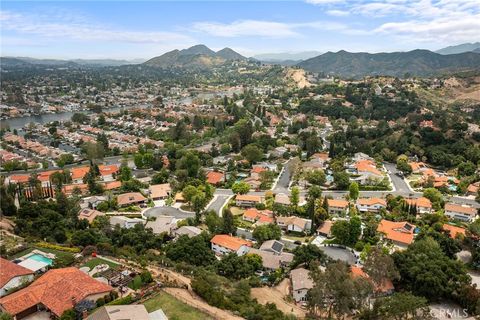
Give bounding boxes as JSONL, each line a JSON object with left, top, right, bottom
{"left": 82, "top": 257, "right": 120, "bottom": 270}
{"left": 143, "top": 292, "right": 212, "bottom": 320}
{"left": 230, "top": 206, "right": 245, "bottom": 216}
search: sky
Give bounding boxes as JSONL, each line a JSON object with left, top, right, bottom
{"left": 1, "top": 0, "right": 479, "bottom": 59}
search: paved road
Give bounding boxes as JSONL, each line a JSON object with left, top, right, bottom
{"left": 206, "top": 195, "right": 231, "bottom": 215}
{"left": 273, "top": 158, "right": 294, "bottom": 193}
{"left": 384, "top": 162, "right": 411, "bottom": 193}
{"left": 143, "top": 206, "right": 195, "bottom": 219}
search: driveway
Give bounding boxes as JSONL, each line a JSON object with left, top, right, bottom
{"left": 318, "top": 245, "right": 357, "bottom": 265}
{"left": 273, "top": 158, "right": 295, "bottom": 193}
{"left": 143, "top": 206, "right": 194, "bottom": 219}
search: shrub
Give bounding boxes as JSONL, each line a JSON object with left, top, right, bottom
{"left": 36, "top": 242, "right": 81, "bottom": 253}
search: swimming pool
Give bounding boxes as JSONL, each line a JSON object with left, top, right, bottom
{"left": 27, "top": 254, "right": 53, "bottom": 265}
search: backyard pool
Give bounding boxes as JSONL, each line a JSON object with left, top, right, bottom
{"left": 27, "top": 254, "right": 53, "bottom": 265}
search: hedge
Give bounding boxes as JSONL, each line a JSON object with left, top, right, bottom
{"left": 35, "top": 242, "right": 81, "bottom": 253}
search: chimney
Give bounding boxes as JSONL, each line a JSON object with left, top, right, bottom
{"left": 71, "top": 296, "right": 76, "bottom": 306}
{"left": 82, "top": 310, "right": 88, "bottom": 319}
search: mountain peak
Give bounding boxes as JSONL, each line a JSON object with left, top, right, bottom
{"left": 180, "top": 44, "right": 215, "bottom": 57}
{"left": 216, "top": 47, "right": 245, "bottom": 60}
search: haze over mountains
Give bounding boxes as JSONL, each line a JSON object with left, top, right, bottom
{"left": 2, "top": 43, "right": 480, "bottom": 78}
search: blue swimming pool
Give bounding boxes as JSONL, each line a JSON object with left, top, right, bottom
{"left": 27, "top": 254, "right": 53, "bottom": 265}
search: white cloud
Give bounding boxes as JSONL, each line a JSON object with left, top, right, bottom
{"left": 0, "top": 10, "right": 194, "bottom": 45}
{"left": 326, "top": 9, "right": 350, "bottom": 16}
{"left": 192, "top": 20, "right": 300, "bottom": 38}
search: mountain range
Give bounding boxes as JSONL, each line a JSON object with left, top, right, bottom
{"left": 0, "top": 56, "right": 144, "bottom": 67}
{"left": 143, "top": 45, "right": 247, "bottom": 69}
{"left": 435, "top": 42, "right": 480, "bottom": 55}
{"left": 297, "top": 49, "right": 480, "bottom": 78}
{"left": 252, "top": 51, "right": 322, "bottom": 65}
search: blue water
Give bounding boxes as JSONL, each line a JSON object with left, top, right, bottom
{"left": 27, "top": 254, "right": 53, "bottom": 265}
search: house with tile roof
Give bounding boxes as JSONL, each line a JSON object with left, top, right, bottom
{"left": 206, "top": 171, "right": 225, "bottom": 186}
{"left": 117, "top": 192, "right": 147, "bottom": 207}
{"left": 276, "top": 216, "right": 312, "bottom": 233}
{"left": 235, "top": 194, "right": 263, "bottom": 207}
{"left": 0, "top": 267, "right": 112, "bottom": 319}
{"left": 210, "top": 234, "right": 253, "bottom": 256}
{"left": 351, "top": 266, "right": 394, "bottom": 296}
{"left": 316, "top": 220, "right": 333, "bottom": 238}
{"left": 149, "top": 183, "right": 172, "bottom": 200}
{"left": 327, "top": 199, "right": 349, "bottom": 215}
{"left": 98, "top": 165, "right": 119, "bottom": 181}
{"left": 377, "top": 219, "right": 416, "bottom": 249}
{"left": 70, "top": 166, "right": 90, "bottom": 184}
{"left": 356, "top": 198, "right": 387, "bottom": 213}
{"left": 78, "top": 208, "right": 105, "bottom": 224}
{"left": 445, "top": 203, "right": 477, "bottom": 222}
{"left": 0, "top": 258, "right": 34, "bottom": 297}
{"left": 404, "top": 197, "right": 432, "bottom": 214}
{"left": 442, "top": 224, "right": 466, "bottom": 239}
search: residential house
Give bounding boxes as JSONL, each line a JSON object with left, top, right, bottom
{"left": 404, "top": 197, "right": 432, "bottom": 214}
{"left": 353, "top": 160, "right": 383, "bottom": 184}
{"left": 409, "top": 162, "right": 428, "bottom": 174}
{"left": 356, "top": 198, "right": 387, "bottom": 213}
{"left": 145, "top": 216, "right": 176, "bottom": 235}
{"left": 87, "top": 305, "right": 168, "bottom": 320}
{"left": 248, "top": 248, "right": 293, "bottom": 271}
{"left": 70, "top": 166, "right": 90, "bottom": 184}
{"left": 444, "top": 203, "right": 477, "bottom": 222}
{"left": 0, "top": 258, "right": 34, "bottom": 297}
{"left": 290, "top": 268, "right": 314, "bottom": 303}
{"left": 210, "top": 234, "right": 253, "bottom": 256}
{"left": 276, "top": 216, "right": 312, "bottom": 233}
{"left": 377, "top": 220, "right": 416, "bottom": 249}
{"left": 109, "top": 216, "right": 144, "bottom": 229}
{"left": 274, "top": 193, "right": 291, "bottom": 206}
{"left": 149, "top": 183, "right": 172, "bottom": 201}
{"left": 242, "top": 208, "right": 273, "bottom": 223}
{"left": 80, "top": 196, "right": 107, "bottom": 209}
{"left": 327, "top": 199, "right": 349, "bottom": 215}
{"left": 351, "top": 266, "right": 394, "bottom": 296}
{"left": 78, "top": 208, "right": 105, "bottom": 224}
{"left": 442, "top": 224, "right": 466, "bottom": 239}
{"left": 0, "top": 267, "right": 112, "bottom": 319}
{"left": 259, "top": 240, "right": 284, "bottom": 255}
{"left": 206, "top": 171, "right": 225, "bottom": 186}
{"left": 316, "top": 220, "right": 333, "bottom": 238}
{"left": 98, "top": 165, "right": 119, "bottom": 181}
{"left": 174, "top": 226, "right": 202, "bottom": 238}
{"left": 235, "top": 194, "right": 263, "bottom": 207}
{"left": 117, "top": 192, "right": 147, "bottom": 207}
{"left": 467, "top": 182, "right": 480, "bottom": 196}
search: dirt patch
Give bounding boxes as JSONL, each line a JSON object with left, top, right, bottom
{"left": 286, "top": 68, "right": 311, "bottom": 89}
{"left": 163, "top": 288, "right": 244, "bottom": 320}
{"left": 251, "top": 279, "right": 306, "bottom": 318}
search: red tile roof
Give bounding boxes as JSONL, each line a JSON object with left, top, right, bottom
{"left": 211, "top": 234, "right": 252, "bottom": 251}
{"left": 71, "top": 166, "right": 90, "bottom": 180}
{"left": 442, "top": 224, "right": 466, "bottom": 239}
{"left": 0, "top": 258, "right": 34, "bottom": 288}
{"left": 377, "top": 219, "right": 415, "bottom": 245}
{"left": 206, "top": 171, "right": 224, "bottom": 185}
{"left": 0, "top": 267, "right": 112, "bottom": 317}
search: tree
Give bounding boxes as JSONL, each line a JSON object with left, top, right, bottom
{"left": 252, "top": 224, "right": 281, "bottom": 244}
{"left": 331, "top": 216, "right": 361, "bottom": 247}
{"left": 291, "top": 244, "right": 328, "bottom": 268}
{"left": 182, "top": 185, "right": 200, "bottom": 206}
{"left": 216, "top": 253, "right": 262, "bottom": 279}
{"left": 423, "top": 188, "right": 443, "bottom": 210}
{"left": 372, "top": 292, "right": 429, "bottom": 319}
{"left": 396, "top": 155, "right": 412, "bottom": 174}
{"left": 118, "top": 165, "right": 132, "bottom": 182}
{"left": 222, "top": 209, "right": 236, "bottom": 235}
{"left": 306, "top": 169, "right": 326, "bottom": 186}
{"left": 308, "top": 261, "right": 373, "bottom": 319}
{"left": 232, "top": 181, "right": 250, "bottom": 194}
{"left": 392, "top": 237, "right": 470, "bottom": 300}
{"left": 205, "top": 210, "right": 222, "bottom": 234}
{"left": 290, "top": 186, "right": 300, "bottom": 207}
{"left": 241, "top": 144, "right": 263, "bottom": 163}
{"left": 176, "top": 152, "right": 201, "bottom": 179}
{"left": 363, "top": 246, "right": 399, "bottom": 286}
{"left": 333, "top": 171, "right": 350, "bottom": 190}
{"left": 165, "top": 234, "right": 216, "bottom": 266}
{"left": 349, "top": 182, "right": 359, "bottom": 201}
